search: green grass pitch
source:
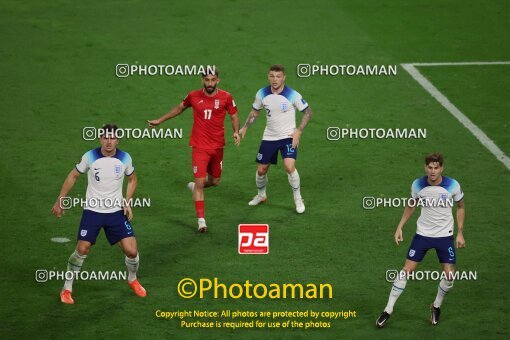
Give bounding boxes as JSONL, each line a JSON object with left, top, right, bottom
{"left": 1, "top": 0, "right": 509, "bottom": 338}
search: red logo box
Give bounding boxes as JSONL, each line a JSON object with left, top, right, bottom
{"left": 238, "top": 224, "right": 269, "bottom": 254}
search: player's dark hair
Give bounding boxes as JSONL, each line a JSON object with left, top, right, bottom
{"left": 99, "top": 123, "right": 119, "bottom": 138}
{"left": 269, "top": 64, "right": 285, "bottom": 74}
{"left": 201, "top": 66, "right": 219, "bottom": 77}
{"left": 425, "top": 153, "right": 444, "bottom": 166}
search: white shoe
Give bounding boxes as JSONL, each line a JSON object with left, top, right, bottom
{"left": 198, "top": 218, "right": 207, "bottom": 233}
{"left": 248, "top": 195, "right": 267, "bottom": 206}
{"left": 187, "top": 182, "right": 195, "bottom": 192}
{"left": 295, "top": 198, "right": 305, "bottom": 213}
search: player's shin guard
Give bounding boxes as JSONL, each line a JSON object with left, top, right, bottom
{"left": 288, "top": 169, "right": 301, "bottom": 199}
{"left": 433, "top": 279, "right": 454, "bottom": 308}
{"left": 384, "top": 271, "right": 408, "bottom": 314}
{"left": 125, "top": 253, "right": 139, "bottom": 283}
{"left": 256, "top": 171, "right": 268, "bottom": 197}
{"left": 63, "top": 250, "right": 87, "bottom": 291}
{"left": 195, "top": 200, "right": 205, "bottom": 218}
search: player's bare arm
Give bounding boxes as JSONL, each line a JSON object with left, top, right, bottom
{"left": 239, "top": 109, "right": 261, "bottom": 138}
{"left": 51, "top": 168, "right": 81, "bottom": 218}
{"left": 289, "top": 106, "right": 313, "bottom": 148}
{"left": 455, "top": 199, "right": 465, "bottom": 248}
{"left": 124, "top": 171, "right": 137, "bottom": 221}
{"left": 148, "top": 102, "right": 187, "bottom": 127}
{"left": 230, "top": 113, "right": 241, "bottom": 146}
{"left": 394, "top": 201, "right": 417, "bottom": 245}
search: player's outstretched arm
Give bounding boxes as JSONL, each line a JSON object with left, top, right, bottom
{"left": 124, "top": 171, "right": 137, "bottom": 221}
{"left": 148, "top": 103, "right": 187, "bottom": 127}
{"left": 239, "top": 109, "right": 260, "bottom": 138}
{"left": 394, "top": 202, "right": 416, "bottom": 245}
{"left": 455, "top": 199, "right": 465, "bottom": 248}
{"left": 230, "top": 113, "right": 241, "bottom": 146}
{"left": 289, "top": 106, "right": 313, "bottom": 148}
{"left": 51, "top": 168, "right": 81, "bottom": 218}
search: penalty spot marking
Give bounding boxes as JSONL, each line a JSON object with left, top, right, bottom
{"left": 51, "top": 237, "right": 71, "bottom": 243}
{"left": 401, "top": 62, "right": 510, "bottom": 171}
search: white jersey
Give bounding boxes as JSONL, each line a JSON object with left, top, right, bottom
{"left": 75, "top": 148, "right": 135, "bottom": 213}
{"left": 411, "top": 176, "right": 464, "bottom": 237}
{"left": 252, "top": 85, "right": 309, "bottom": 141}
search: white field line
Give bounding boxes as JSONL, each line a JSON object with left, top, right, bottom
{"left": 401, "top": 62, "right": 510, "bottom": 171}
{"left": 409, "top": 61, "right": 510, "bottom": 67}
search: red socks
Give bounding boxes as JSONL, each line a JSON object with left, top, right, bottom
{"left": 195, "top": 200, "right": 205, "bottom": 218}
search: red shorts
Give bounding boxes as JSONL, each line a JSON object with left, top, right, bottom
{"left": 192, "top": 147, "right": 223, "bottom": 178}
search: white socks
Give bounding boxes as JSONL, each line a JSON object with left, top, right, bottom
{"left": 255, "top": 169, "right": 301, "bottom": 200}
{"left": 433, "top": 279, "right": 454, "bottom": 308}
{"left": 384, "top": 272, "right": 408, "bottom": 314}
{"left": 256, "top": 172, "right": 267, "bottom": 197}
{"left": 63, "top": 250, "right": 87, "bottom": 291}
{"left": 125, "top": 253, "right": 140, "bottom": 283}
{"left": 384, "top": 274, "right": 453, "bottom": 313}
{"left": 63, "top": 250, "right": 140, "bottom": 289}
{"left": 288, "top": 169, "right": 301, "bottom": 199}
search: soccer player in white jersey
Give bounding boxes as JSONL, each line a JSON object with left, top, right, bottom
{"left": 239, "top": 64, "right": 313, "bottom": 213}
{"left": 51, "top": 124, "right": 146, "bottom": 304}
{"left": 376, "top": 153, "right": 465, "bottom": 327}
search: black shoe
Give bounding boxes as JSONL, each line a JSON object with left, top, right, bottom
{"left": 376, "top": 311, "right": 391, "bottom": 328}
{"left": 430, "top": 304, "right": 441, "bottom": 325}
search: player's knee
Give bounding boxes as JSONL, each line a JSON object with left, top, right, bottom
{"left": 76, "top": 244, "right": 90, "bottom": 255}
{"left": 194, "top": 180, "right": 206, "bottom": 189}
{"left": 285, "top": 165, "right": 296, "bottom": 174}
{"left": 402, "top": 266, "right": 415, "bottom": 273}
{"left": 211, "top": 178, "right": 221, "bottom": 186}
{"left": 124, "top": 249, "right": 138, "bottom": 258}
{"left": 283, "top": 161, "right": 296, "bottom": 174}
{"left": 122, "top": 243, "right": 138, "bottom": 258}
{"left": 443, "top": 271, "right": 455, "bottom": 282}
{"left": 257, "top": 166, "right": 269, "bottom": 176}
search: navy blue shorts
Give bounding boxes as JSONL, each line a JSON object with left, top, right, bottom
{"left": 78, "top": 210, "right": 135, "bottom": 245}
{"left": 407, "top": 234, "right": 456, "bottom": 264}
{"left": 256, "top": 138, "right": 297, "bottom": 165}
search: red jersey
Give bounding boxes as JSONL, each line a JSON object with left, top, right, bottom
{"left": 182, "top": 89, "right": 238, "bottom": 149}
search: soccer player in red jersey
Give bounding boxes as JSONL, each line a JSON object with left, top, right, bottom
{"left": 148, "top": 69, "right": 240, "bottom": 232}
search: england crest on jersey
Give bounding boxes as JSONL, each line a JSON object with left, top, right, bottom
{"left": 280, "top": 102, "right": 288, "bottom": 111}
{"left": 81, "top": 230, "right": 88, "bottom": 237}
{"left": 409, "top": 249, "right": 415, "bottom": 257}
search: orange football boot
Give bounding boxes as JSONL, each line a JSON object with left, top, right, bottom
{"left": 128, "top": 279, "right": 147, "bottom": 297}
{"left": 60, "top": 290, "right": 74, "bottom": 304}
